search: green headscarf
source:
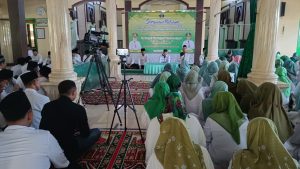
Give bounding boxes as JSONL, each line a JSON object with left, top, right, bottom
{"left": 199, "top": 60, "right": 208, "bottom": 77}
{"left": 228, "top": 62, "right": 239, "bottom": 82}
{"left": 248, "top": 82, "right": 293, "bottom": 142}
{"left": 202, "top": 61, "right": 219, "bottom": 86}
{"left": 236, "top": 79, "right": 257, "bottom": 114}
{"left": 231, "top": 117, "right": 297, "bottom": 169}
{"left": 283, "top": 59, "right": 297, "bottom": 84}
{"left": 164, "top": 92, "right": 187, "bottom": 120}
{"left": 219, "top": 60, "right": 230, "bottom": 71}
{"left": 275, "top": 67, "right": 292, "bottom": 97}
{"left": 166, "top": 74, "right": 181, "bottom": 92}
{"left": 182, "top": 70, "right": 201, "bottom": 100}
{"left": 176, "top": 59, "right": 190, "bottom": 82}
{"left": 144, "top": 82, "right": 170, "bottom": 119}
{"left": 209, "top": 92, "right": 245, "bottom": 144}
{"left": 202, "top": 81, "right": 228, "bottom": 120}
{"left": 275, "top": 59, "right": 284, "bottom": 68}
{"left": 155, "top": 117, "right": 207, "bottom": 169}
{"left": 159, "top": 71, "right": 171, "bottom": 82}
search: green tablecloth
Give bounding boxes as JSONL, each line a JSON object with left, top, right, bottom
{"left": 143, "top": 63, "right": 178, "bottom": 75}
{"left": 74, "top": 62, "right": 102, "bottom": 91}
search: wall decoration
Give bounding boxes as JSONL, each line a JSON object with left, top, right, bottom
{"left": 235, "top": 2, "right": 244, "bottom": 23}
{"left": 36, "top": 28, "right": 45, "bottom": 39}
{"left": 86, "top": 3, "right": 95, "bottom": 23}
{"left": 36, "top": 18, "right": 48, "bottom": 27}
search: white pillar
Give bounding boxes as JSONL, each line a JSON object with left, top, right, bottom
{"left": 106, "top": 0, "right": 121, "bottom": 80}
{"left": 43, "top": 0, "right": 83, "bottom": 100}
{"left": 206, "top": 0, "right": 221, "bottom": 61}
{"left": 247, "top": 0, "right": 280, "bottom": 85}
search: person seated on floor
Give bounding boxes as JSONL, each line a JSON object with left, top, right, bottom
{"left": 235, "top": 79, "right": 257, "bottom": 114}
{"left": 0, "top": 69, "right": 19, "bottom": 100}
{"left": 229, "top": 117, "right": 299, "bottom": 169}
{"left": 181, "top": 69, "right": 209, "bottom": 126}
{"left": 38, "top": 66, "right": 51, "bottom": 96}
{"left": 202, "top": 61, "right": 219, "bottom": 87}
{"left": 204, "top": 91, "right": 248, "bottom": 169}
{"left": 218, "top": 59, "right": 230, "bottom": 72}
{"left": 283, "top": 56, "right": 298, "bottom": 87}
{"left": 275, "top": 63, "right": 292, "bottom": 105}
{"left": 72, "top": 48, "right": 82, "bottom": 65}
{"left": 176, "top": 52, "right": 190, "bottom": 82}
{"left": 202, "top": 81, "right": 228, "bottom": 121}
{"left": 228, "top": 62, "right": 239, "bottom": 83}
{"left": 11, "top": 57, "right": 26, "bottom": 78}
{"left": 39, "top": 80, "right": 101, "bottom": 165}
{"left": 42, "top": 51, "right": 51, "bottom": 67}
{"left": 0, "top": 91, "right": 69, "bottom": 169}
{"left": 149, "top": 63, "right": 173, "bottom": 97}
{"left": 21, "top": 56, "right": 32, "bottom": 74}
{"left": 149, "top": 71, "right": 171, "bottom": 97}
{"left": 31, "top": 49, "right": 43, "bottom": 64}
{"left": 21, "top": 71, "right": 50, "bottom": 129}
{"left": 146, "top": 117, "right": 214, "bottom": 169}
{"left": 17, "top": 61, "right": 39, "bottom": 89}
{"left": 199, "top": 59, "right": 208, "bottom": 77}
{"left": 145, "top": 82, "right": 206, "bottom": 162}
{"left": 248, "top": 82, "right": 293, "bottom": 143}
{"left": 0, "top": 54, "right": 7, "bottom": 70}
{"left": 285, "top": 123, "right": 300, "bottom": 162}
{"left": 217, "top": 70, "right": 237, "bottom": 97}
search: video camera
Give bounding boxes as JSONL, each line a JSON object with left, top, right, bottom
{"left": 84, "top": 30, "right": 109, "bottom": 46}
{"left": 116, "top": 49, "right": 129, "bottom": 63}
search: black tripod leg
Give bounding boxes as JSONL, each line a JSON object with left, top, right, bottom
{"left": 103, "top": 91, "right": 110, "bottom": 111}
{"left": 125, "top": 81, "right": 144, "bottom": 142}
{"left": 77, "top": 60, "right": 94, "bottom": 104}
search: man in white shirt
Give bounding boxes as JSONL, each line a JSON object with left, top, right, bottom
{"left": 182, "top": 32, "right": 195, "bottom": 51}
{"left": 0, "top": 91, "right": 69, "bottom": 169}
{"left": 17, "top": 61, "right": 39, "bottom": 89}
{"left": 72, "top": 48, "right": 82, "bottom": 65}
{"left": 129, "top": 33, "right": 142, "bottom": 52}
{"left": 21, "top": 71, "right": 50, "bottom": 129}
{"left": 32, "top": 49, "right": 43, "bottom": 64}
{"left": 11, "top": 57, "right": 26, "bottom": 77}
{"left": 128, "top": 48, "right": 147, "bottom": 69}
{"left": 27, "top": 45, "right": 33, "bottom": 57}
{"left": 159, "top": 49, "right": 171, "bottom": 63}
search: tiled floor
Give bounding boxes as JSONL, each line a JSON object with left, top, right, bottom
{"left": 86, "top": 75, "right": 155, "bottom": 130}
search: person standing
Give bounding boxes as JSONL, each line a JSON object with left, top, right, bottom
{"left": 40, "top": 80, "right": 101, "bottom": 165}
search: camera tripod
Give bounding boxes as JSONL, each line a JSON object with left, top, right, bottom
{"left": 78, "top": 50, "right": 122, "bottom": 124}
{"left": 107, "top": 59, "right": 144, "bottom": 143}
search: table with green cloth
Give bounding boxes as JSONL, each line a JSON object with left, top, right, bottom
{"left": 74, "top": 62, "right": 103, "bottom": 91}
{"left": 143, "top": 63, "right": 179, "bottom": 75}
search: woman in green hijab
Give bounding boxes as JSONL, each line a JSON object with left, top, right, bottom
{"left": 275, "top": 66, "right": 292, "bottom": 105}
{"left": 204, "top": 91, "right": 248, "bottom": 169}
{"left": 202, "top": 81, "right": 228, "bottom": 121}
{"left": 159, "top": 71, "right": 171, "bottom": 82}
{"left": 202, "top": 61, "right": 219, "bottom": 87}
{"left": 176, "top": 58, "right": 190, "bottom": 82}
{"left": 144, "top": 81, "right": 170, "bottom": 120}
{"left": 236, "top": 79, "right": 257, "bottom": 114}
{"left": 199, "top": 60, "right": 208, "bottom": 77}
{"left": 275, "top": 58, "right": 284, "bottom": 68}
{"left": 230, "top": 117, "right": 298, "bottom": 169}
{"left": 248, "top": 82, "right": 293, "bottom": 142}
{"left": 217, "top": 70, "right": 237, "bottom": 97}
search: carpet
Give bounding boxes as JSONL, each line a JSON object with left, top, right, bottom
{"left": 109, "top": 81, "right": 150, "bottom": 90}
{"left": 79, "top": 130, "right": 146, "bottom": 169}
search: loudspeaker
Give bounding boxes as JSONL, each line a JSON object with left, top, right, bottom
{"left": 280, "top": 2, "right": 286, "bottom": 17}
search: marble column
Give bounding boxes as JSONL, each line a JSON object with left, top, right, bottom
{"left": 106, "top": 0, "right": 121, "bottom": 80}
{"left": 206, "top": 0, "right": 221, "bottom": 61}
{"left": 247, "top": 0, "right": 280, "bottom": 85}
{"left": 42, "top": 0, "right": 83, "bottom": 100}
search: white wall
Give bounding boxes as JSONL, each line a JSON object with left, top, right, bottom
{"left": 277, "top": 0, "right": 300, "bottom": 56}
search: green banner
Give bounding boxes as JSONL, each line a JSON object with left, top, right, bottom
{"left": 297, "top": 20, "right": 300, "bottom": 56}
{"left": 128, "top": 11, "right": 196, "bottom": 53}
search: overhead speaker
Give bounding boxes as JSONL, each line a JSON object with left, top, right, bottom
{"left": 280, "top": 2, "right": 286, "bottom": 17}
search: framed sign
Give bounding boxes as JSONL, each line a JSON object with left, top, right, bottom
{"left": 86, "top": 3, "right": 95, "bottom": 23}
{"left": 36, "top": 28, "right": 45, "bottom": 39}
{"left": 36, "top": 18, "right": 48, "bottom": 27}
{"left": 235, "top": 2, "right": 244, "bottom": 23}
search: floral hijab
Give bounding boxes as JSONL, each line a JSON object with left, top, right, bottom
{"left": 155, "top": 117, "right": 207, "bottom": 169}
{"left": 231, "top": 117, "right": 297, "bottom": 169}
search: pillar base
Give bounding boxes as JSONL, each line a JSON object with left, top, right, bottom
{"left": 49, "top": 70, "right": 77, "bottom": 83}
{"left": 247, "top": 71, "right": 278, "bottom": 86}
{"left": 109, "top": 57, "right": 121, "bottom": 80}
{"left": 42, "top": 77, "right": 85, "bottom": 101}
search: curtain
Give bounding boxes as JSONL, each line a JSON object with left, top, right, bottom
{"left": 238, "top": 0, "right": 257, "bottom": 78}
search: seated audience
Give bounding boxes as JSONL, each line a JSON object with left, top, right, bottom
{"left": 40, "top": 80, "right": 101, "bottom": 164}
{"left": 31, "top": 49, "right": 43, "bottom": 64}
{"left": 0, "top": 54, "right": 6, "bottom": 70}
{"left": 17, "top": 61, "right": 39, "bottom": 89}
{"left": 218, "top": 60, "right": 230, "bottom": 72}
{"left": 283, "top": 56, "right": 298, "bottom": 85}
{"left": 21, "top": 56, "right": 32, "bottom": 73}
{"left": 204, "top": 91, "right": 248, "bottom": 169}
{"left": 226, "top": 50, "right": 233, "bottom": 62}
{"left": 146, "top": 117, "right": 214, "bottom": 169}
{"left": 159, "top": 71, "right": 171, "bottom": 82}
{"left": 72, "top": 48, "right": 82, "bottom": 65}
{"left": 229, "top": 117, "right": 299, "bottom": 169}
{"left": 217, "top": 70, "right": 237, "bottom": 96}
{"left": 38, "top": 66, "right": 51, "bottom": 96}
{"left": 176, "top": 52, "right": 190, "bottom": 82}
{"left": 202, "top": 81, "right": 228, "bottom": 121}
{"left": 235, "top": 79, "right": 257, "bottom": 114}
{"left": 294, "top": 83, "right": 300, "bottom": 111}
{"left": 0, "top": 91, "right": 69, "bottom": 169}
{"left": 199, "top": 60, "right": 208, "bottom": 77}
{"left": 228, "top": 62, "right": 239, "bottom": 83}
{"left": 202, "top": 61, "right": 218, "bottom": 87}
{"left": 248, "top": 82, "right": 293, "bottom": 142}
{"left": 21, "top": 71, "right": 50, "bottom": 129}
{"left": 0, "top": 69, "right": 17, "bottom": 100}
{"left": 275, "top": 65, "right": 292, "bottom": 105}
{"left": 42, "top": 51, "right": 51, "bottom": 66}
{"left": 149, "top": 63, "right": 172, "bottom": 97}
{"left": 285, "top": 123, "right": 300, "bottom": 162}
{"left": 181, "top": 70, "right": 208, "bottom": 125}
{"left": 11, "top": 57, "right": 26, "bottom": 77}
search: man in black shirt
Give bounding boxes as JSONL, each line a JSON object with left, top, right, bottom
{"left": 39, "top": 80, "right": 101, "bottom": 163}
